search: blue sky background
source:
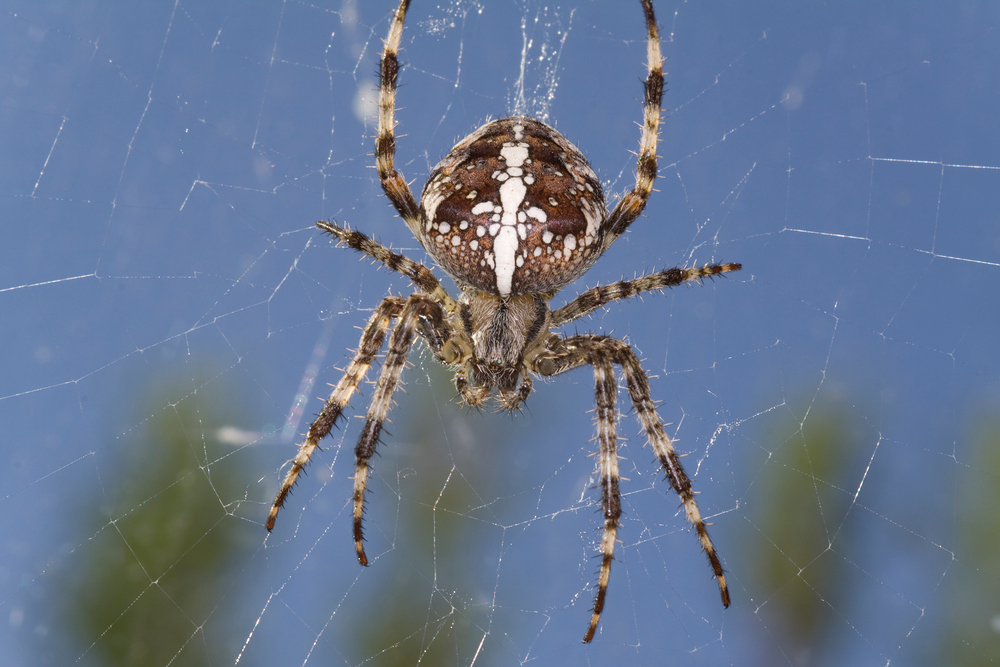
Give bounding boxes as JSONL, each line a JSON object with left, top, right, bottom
{"left": 2, "top": 2, "right": 999, "bottom": 665}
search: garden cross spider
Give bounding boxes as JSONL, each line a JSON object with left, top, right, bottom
{"left": 268, "top": 0, "right": 738, "bottom": 642}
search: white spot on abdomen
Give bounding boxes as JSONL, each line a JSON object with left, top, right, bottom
{"left": 500, "top": 143, "right": 529, "bottom": 167}
{"left": 493, "top": 226, "right": 518, "bottom": 295}
{"left": 499, "top": 178, "right": 526, "bottom": 225}
{"left": 526, "top": 206, "right": 547, "bottom": 222}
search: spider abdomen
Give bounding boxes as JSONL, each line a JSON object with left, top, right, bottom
{"left": 420, "top": 117, "right": 606, "bottom": 297}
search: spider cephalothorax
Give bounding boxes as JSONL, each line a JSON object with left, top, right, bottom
{"left": 268, "top": 0, "right": 739, "bottom": 642}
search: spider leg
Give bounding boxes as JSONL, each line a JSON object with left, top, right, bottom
{"left": 604, "top": 336, "right": 730, "bottom": 606}
{"left": 267, "top": 296, "right": 405, "bottom": 531}
{"left": 601, "top": 0, "right": 664, "bottom": 250}
{"left": 377, "top": 0, "right": 421, "bottom": 233}
{"left": 317, "top": 221, "right": 456, "bottom": 312}
{"left": 586, "top": 348, "right": 623, "bottom": 643}
{"left": 534, "top": 333, "right": 729, "bottom": 642}
{"left": 352, "top": 293, "right": 442, "bottom": 565}
{"left": 532, "top": 336, "right": 622, "bottom": 642}
{"left": 551, "top": 262, "right": 742, "bottom": 328}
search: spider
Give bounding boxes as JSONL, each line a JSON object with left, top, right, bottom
{"left": 268, "top": 0, "right": 738, "bottom": 642}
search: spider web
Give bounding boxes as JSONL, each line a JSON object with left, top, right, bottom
{"left": 3, "top": 1, "right": 999, "bottom": 665}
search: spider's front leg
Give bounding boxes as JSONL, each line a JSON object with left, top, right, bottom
{"left": 586, "top": 348, "right": 624, "bottom": 643}
{"left": 268, "top": 224, "right": 457, "bottom": 535}
{"left": 610, "top": 337, "right": 730, "bottom": 608}
{"left": 534, "top": 334, "right": 729, "bottom": 642}
{"left": 267, "top": 296, "right": 404, "bottom": 531}
{"left": 533, "top": 337, "right": 624, "bottom": 643}
{"left": 352, "top": 293, "right": 448, "bottom": 565}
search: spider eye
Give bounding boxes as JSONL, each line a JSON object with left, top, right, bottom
{"left": 419, "top": 117, "right": 606, "bottom": 297}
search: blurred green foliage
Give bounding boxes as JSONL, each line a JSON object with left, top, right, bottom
{"left": 942, "top": 418, "right": 1000, "bottom": 666}
{"left": 746, "top": 403, "right": 867, "bottom": 665}
{"left": 56, "top": 369, "right": 260, "bottom": 666}
{"left": 746, "top": 397, "right": 1000, "bottom": 666}
{"left": 50, "top": 364, "right": 1000, "bottom": 665}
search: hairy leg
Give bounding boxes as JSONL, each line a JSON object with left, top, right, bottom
{"left": 551, "top": 263, "right": 742, "bottom": 328}
{"left": 267, "top": 297, "right": 404, "bottom": 531}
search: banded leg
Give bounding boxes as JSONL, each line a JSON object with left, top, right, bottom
{"left": 584, "top": 350, "right": 623, "bottom": 643}
{"left": 612, "top": 338, "right": 729, "bottom": 608}
{"left": 317, "top": 221, "right": 456, "bottom": 312}
{"left": 267, "top": 297, "right": 404, "bottom": 531}
{"left": 602, "top": 0, "right": 664, "bottom": 249}
{"left": 352, "top": 294, "right": 438, "bottom": 565}
{"left": 376, "top": 0, "right": 421, "bottom": 232}
{"left": 551, "top": 262, "right": 743, "bottom": 328}
{"left": 536, "top": 333, "right": 729, "bottom": 640}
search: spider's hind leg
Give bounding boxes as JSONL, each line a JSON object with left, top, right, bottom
{"left": 375, "top": 0, "right": 421, "bottom": 231}
{"left": 600, "top": 0, "right": 665, "bottom": 250}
